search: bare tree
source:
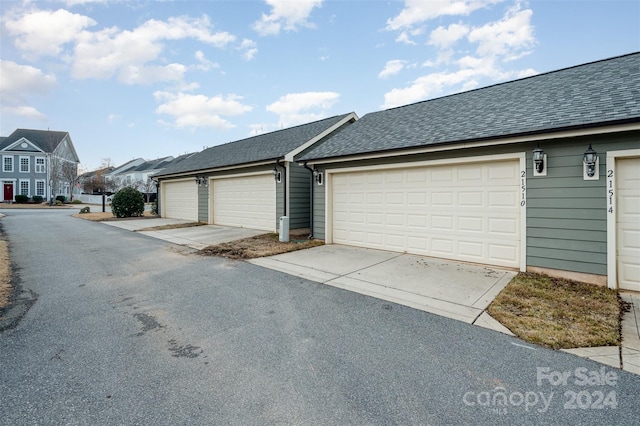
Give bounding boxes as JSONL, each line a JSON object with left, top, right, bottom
{"left": 60, "top": 162, "right": 79, "bottom": 201}
{"left": 141, "top": 178, "right": 155, "bottom": 202}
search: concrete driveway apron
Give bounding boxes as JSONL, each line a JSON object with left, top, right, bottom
{"left": 249, "top": 245, "right": 516, "bottom": 327}
{"left": 102, "top": 219, "right": 264, "bottom": 250}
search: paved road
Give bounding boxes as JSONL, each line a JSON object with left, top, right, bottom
{"left": 0, "top": 209, "right": 638, "bottom": 425}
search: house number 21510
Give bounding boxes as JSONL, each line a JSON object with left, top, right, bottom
{"left": 607, "top": 170, "right": 614, "bottom": 214}
{"left": 521, "top": 170, "right": 526, "bottom": 207}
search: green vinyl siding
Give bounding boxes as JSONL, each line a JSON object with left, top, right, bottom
{"left": 198, "top": 183, "right": 208, "bottom": 222}
{"left": 312, "top": 177, "right": 326, "bottom": 239}
{"left": 309, "top": 129, "right": 639, "bottom": 276}
{"left": 288, "top": 162, "right": 311, "bottom": 230}
{"left": 526, "top": 132, "right": 639, "bottom": 276}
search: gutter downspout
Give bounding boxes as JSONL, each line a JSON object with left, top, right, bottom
{"left": 303, "top": 163, "right": 314, "bottom": 240}
{"left": 275, "top": 159, "right": 287, "bottom": 218}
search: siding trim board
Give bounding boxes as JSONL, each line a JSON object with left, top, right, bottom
{"left": 606, "top": 148, "right": 640, "bottom": 289}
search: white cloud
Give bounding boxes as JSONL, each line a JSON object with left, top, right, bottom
{"left": 71, "top": 15, "right": 235, "bottom": 83}
{"left": 194, "top": 50, "right": 219, "bottom": 71}
{"left": 154, "top": 91, "right": 252, "bottom": 129}
{"left": 382, "top": 1, "right": 537, "bottom": 109}
{"left": 0, "top": 60, "right": 57, "bottom": 97}
{"left": 379, "top": 60, "right": 407, "bottom": 79}
{"left": 0, "top": 60, "right": 56, "bottom": 122}
{"left": 1, "top": 105, "right": 47, "bottom": 121}
{"left": 119, "top": 63, "right": 187, "bottom": 85}
{"left": 468, "top": 3, "right": 535, "bottom": 57}
{"left": 428, "top": 22, "right": 470, "bottom": 49}
{"left": 238, "top": 39, "right": 258, "bottom": 60}
{"left": 266, "top": 91, "right": 339, "bottom": 127}
{"left": 252, "top": 0, "right": 323, "bottom": 36}
{"left": 386, "top": 0, "right": 503, "bottom": 31}
{"left": 3, "top": 8, "right": 96, "bottom": 58}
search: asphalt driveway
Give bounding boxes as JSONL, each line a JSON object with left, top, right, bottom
{"left": 1, "top": 209, "right": 639, "bottom": 424}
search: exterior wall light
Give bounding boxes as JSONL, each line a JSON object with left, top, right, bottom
{"left": 312, "top": 169, "right": 323, "bottom": 185}
{"left": 583, "top": 143, "right": 599, "bottom": 180}
{"left": 532, "top": 144, "right": 546, "bottom": 176}
{"left": 273, "top": 167, "right": 282, "bottom": 183}
{"left": 195, "top": 175, "right": 208, "bottom": 187}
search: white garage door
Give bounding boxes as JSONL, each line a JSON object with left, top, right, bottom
{"left": 617, "top": 157, "right": 640, "bottom": 292}
{"left": 331, "top": 160, "right": 521, "bottom": 268}
{"left": 212, "top": 174, "right": 276, "bottom": 231}
{"left": 163, "top": 180, "right": 198, "bottom": 221}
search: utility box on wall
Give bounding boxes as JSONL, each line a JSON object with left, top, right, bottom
{"left": 279, "top": 216, "right": 289, "bottom": 242}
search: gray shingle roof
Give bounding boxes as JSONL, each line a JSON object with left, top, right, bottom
{"left": 298, "top": 52, "right": 640, "bottom": 162}
{"left": 155, "top": 113, "right": 354, "bottom": 177}
{"left": 0, "top": 129, "right": 69, "bottom": 153}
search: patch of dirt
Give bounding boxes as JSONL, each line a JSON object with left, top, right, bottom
{"left": 0, "top": 238, "right": 10, "bottom": 310}
{"left": 488, "top": 272, "right": 621, "bottom": 350}
{"left": 202, "top": 233, "right": 324, "bottom": 259}
{"left": 73, "top": 211, "right": 156, "bottom": 221}
{"left": 136, "top": 222, "right": 206, "bottom": 232}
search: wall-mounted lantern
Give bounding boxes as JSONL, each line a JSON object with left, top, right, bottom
{"left": 312, "top": 169, "right": 323, "bottom": 185}
{"left": 272, "top": 167, "right": 282, "bottom": 183}
{"left": 583, "top": 143, "right": 599, "bottom": 180}
{"left": 532, "top": 144, "right": 546, "bottom": 176}
{"left": 195, "top": 175, "right": 208, "bottom": 187}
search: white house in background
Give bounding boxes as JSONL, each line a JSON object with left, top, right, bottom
{"left": 106, "top": 154, "right": 195, "bottom": 194}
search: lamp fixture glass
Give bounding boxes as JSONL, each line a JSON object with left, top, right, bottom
{"left": 583, "top": 144, "right": 597, "bottom": 178}
{"left": 533, "top": 144, "right": 544, "bottom": 174}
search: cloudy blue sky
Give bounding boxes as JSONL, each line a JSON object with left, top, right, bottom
{"left": 1, "top": 0, "right": 638, "bottom": 170}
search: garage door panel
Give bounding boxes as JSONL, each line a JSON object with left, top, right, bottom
{"left": 163, "top": 180, "right": 198, "bottom": 221}
{"left": 332, "top": 160, "right": 520, "bottom": 268}
{"left": 617, "top": 157, "right": 640, "bottom": 291}
{"left": 212, "top": 174, "right": 275, "bottom": 231}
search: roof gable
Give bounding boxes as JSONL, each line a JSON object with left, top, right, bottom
{"left": 155, "top": 113, "right": 356, "bottom": 177}
{"left": 1, "top": 137, "right": 44, "bottom": 153}
{"left": 0, "top": 129, "right": 69, "bottom": 154}
{"left": 298, "top": 52, "right": 640, "bottom": 162}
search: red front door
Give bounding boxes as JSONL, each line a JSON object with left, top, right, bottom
{"left": 4, "top": 183, "right": 13, "bottom": 202}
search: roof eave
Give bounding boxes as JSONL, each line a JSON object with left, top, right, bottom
{"left": 153, "top": 158, "right": 282, "bottom": 180}
{"left": 299, "top": 119, "right": 640, "bottom": 166}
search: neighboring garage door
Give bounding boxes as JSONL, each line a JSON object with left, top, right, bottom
{"left": 212, "top": 174, "right": 276, "bottom": 231}
{"left": 331, "top": 160, "right": 521, "bottom": 268}
{"left": 163, "top": 180, "right": 198, "bottom": 221}
{"left": 617, "top": 157, "right": 640, "bottom": 292}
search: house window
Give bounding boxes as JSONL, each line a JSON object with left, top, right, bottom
{"left": 3, "top": 156, "right": 13, "bottom": 172}
{"left": 20, "top": 157, "right": 30, "bottom": 173}
{"left": 36, "top": 180, "right": 45, "bottom": 196}
{"left": 35, "top": 158, "right": 45, "bottom": 173}
{"left": 20, "top": 180, "right": 29, "bottom": 196}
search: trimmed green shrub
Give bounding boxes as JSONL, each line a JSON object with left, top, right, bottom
{"left": 55, "top": 195, "right": 66, "bottom": 203}
{"left": 111, "top": 187, "right": 145, "bottom": 218}
{"left": 15, "top": 195, "right": 29, "bottom": 203}
{"left": 71, "top": 199, "right": 82, "bottom": 204}
{"left": 32, "top": 195, "right": 44, "bottom": 203}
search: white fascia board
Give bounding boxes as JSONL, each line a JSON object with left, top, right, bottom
{"left": 302, "top": 122, "right": 640, "bottom": 166}
{"left": 284, "top": 112, "right": 359, "bottom": 162}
